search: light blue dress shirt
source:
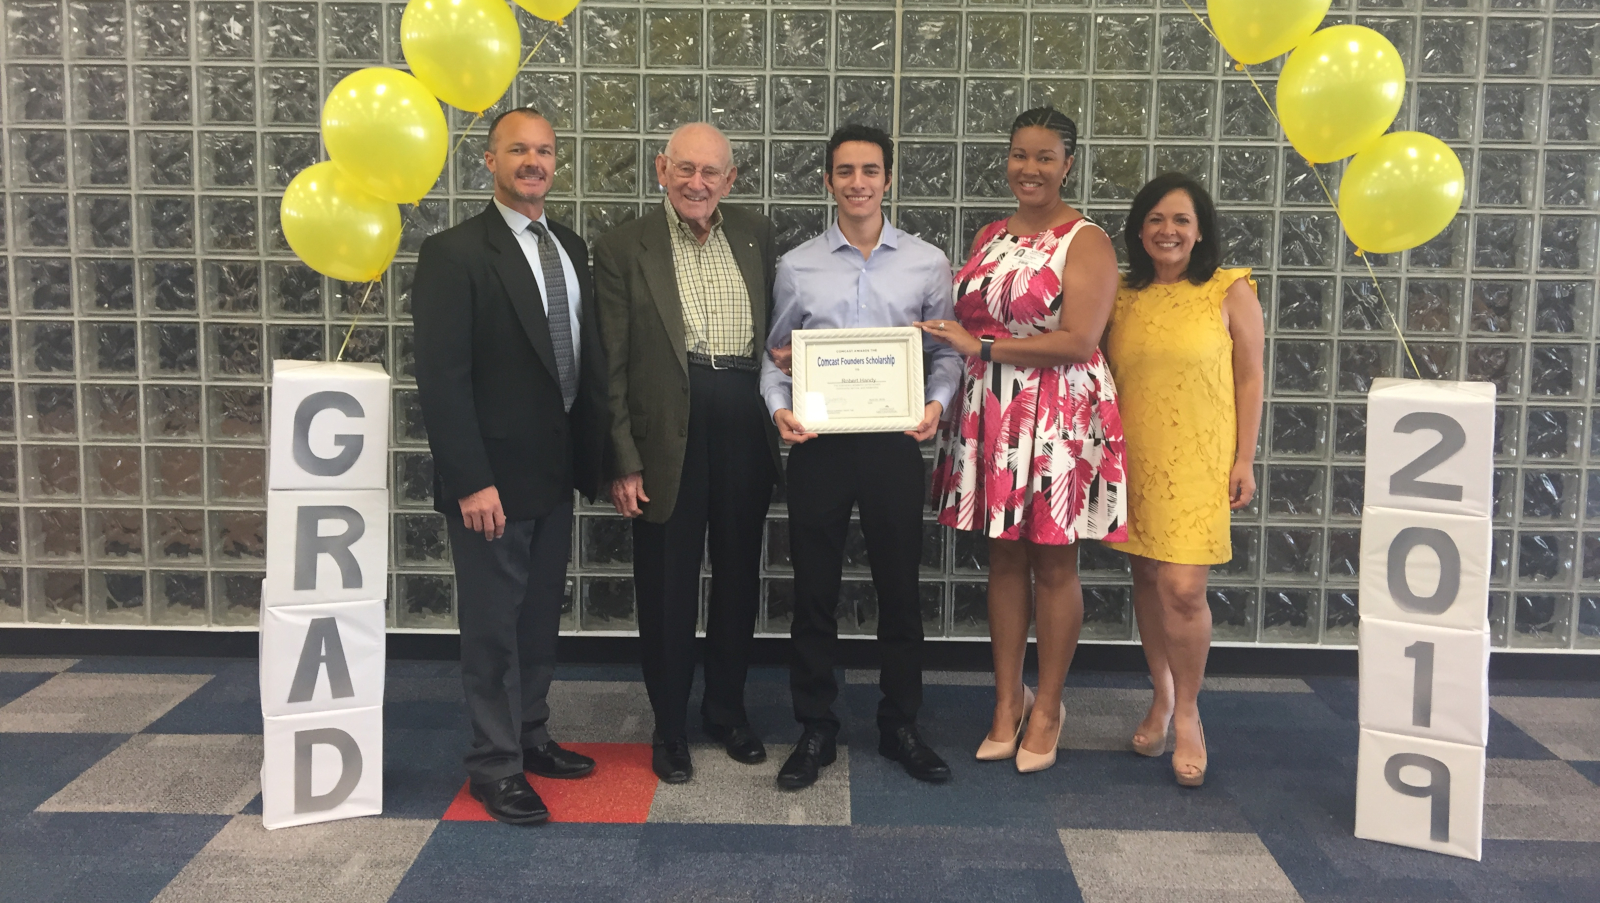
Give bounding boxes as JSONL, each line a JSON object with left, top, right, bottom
{"left": 762, "top": 216, "right": 961, "bottom": 418}
{"left": 494, "top": 198, "right": 582, "bottom": 367}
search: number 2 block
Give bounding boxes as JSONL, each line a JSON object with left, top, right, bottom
{"left": 1359, "top": 505, "right": 1490, "bottom": 633}
{"left": 1355, "top": 727, "right": 1485, "bottom": 861}
{"left": 1359, "top": 617, "right": 1490, "bottom": 747}
{"left": 1364, "top": 378, "right": 1495, "bottom": 519}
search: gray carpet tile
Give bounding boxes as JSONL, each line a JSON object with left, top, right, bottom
{"left": 545, "top": 679, "right": 656, "bottom": 743}
{"left": 39, "top": 733, "right": 261, "bottom": 815}
{"left": 153, "top": 814, "right": 436, "bottom": 903}
{"left": 850, "top": 825, "right": 1081, "bottom": 903}
{"left": 0, "top": 672, "right": 212, "bottom": 733}
{"left": 1490, "top": 697, "right": 1600, "bottom": 761}
{"left": 1, "top": 812, "right": 231, "bottom": 903}
{"left": 1485, "top": 758, "right": 1600, "bottom": 842}
{"left": 1059, "top": 828, "right": 1305, "bottom": 903}
{"left": 648, "top": 743, "right": 851, "bottom": 825}
{"left": 0, "top": 657, "right": 79, "bottom": 673}
{"left": 1202, "top": 677, "right": 1313, "bottom": 694}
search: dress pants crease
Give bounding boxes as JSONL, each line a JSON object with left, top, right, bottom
{"left": 634, "top": 366, "right": 776, "bottom": 741}
{"left": 451, "top": 505, "right": 571, "bottom": 784}
{"left": 788, "top": 433, "right": 926, "bottom": 732}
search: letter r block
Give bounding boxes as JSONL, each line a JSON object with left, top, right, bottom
{"left": 269, "top": 360, "right": 390, "bottom": 491}
{"left": 264, "top": 489, "right": 389, "bottom": 607}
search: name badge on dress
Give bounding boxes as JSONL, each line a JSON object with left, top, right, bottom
{"left": 1009, "top": 247, "right": 1051, "bottom": 271}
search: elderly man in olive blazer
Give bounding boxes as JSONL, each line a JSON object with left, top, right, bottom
{"left": 594, "top": 122, "right": 782, "bottom": 784}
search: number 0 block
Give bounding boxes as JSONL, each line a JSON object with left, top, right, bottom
{"left": 1359, "top": 505, "right": 1490, "bottom": 633}
{"left": 262, "top": 705, "right": 383, "bottom": 830}
{"left": 259, "top": 599, "right": 386, "bottom": 718}
{"left": 1355, "top": 727, "right": 1485, "bottom": 861}
{"left": 1359, "top": 617, "right": 1490, "bottom": 747}
{"left": 269, "top": 361, "right": 390, "bottom": 492}
{"left": 1364, "top": 378, "right": 1495, "bottom": 519}
{"left": 263, "top": 489, "right": 390, "bottom": 607}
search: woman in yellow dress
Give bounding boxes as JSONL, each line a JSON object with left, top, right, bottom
{"left": 1104, "top": 173, "right": 1265, "bottom": 787}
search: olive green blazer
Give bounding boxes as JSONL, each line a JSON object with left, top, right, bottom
{"left": 592, "top": 203, "right": 782, "bottom": 524}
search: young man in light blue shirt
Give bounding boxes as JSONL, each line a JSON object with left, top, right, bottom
{"left": 761, "top": 124, "right": 961, "bottom": 790}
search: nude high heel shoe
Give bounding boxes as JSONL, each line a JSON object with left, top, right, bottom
{"left": 1015, "top": 701, "right": 1065, "bottom": 773}
{"left": 1131, "top": 717, "right": 1169, "bottom": 757}
{"left": 976, "top": 686, "right": 1035, "bottom": 760}
{"left": 1173, "top": 721, "right": 1207, "bottom": 788}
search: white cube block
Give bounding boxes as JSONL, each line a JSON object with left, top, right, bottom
{"left": 264, "top": 489, "right": 389, "bottom": 607}
{"left": 269, "top": 360, "right": 390, "bottom": 491}
{"left": 1359, "top": 505, "right": 1490, "bottom": 633}
{"left": 1364, "top": 378, "right": 1495, "bottom": 519}
{"left": 262, "top": 705, "right": 382, "bottom": 829}
{"left": 1355, "top": 727, "right": 1485, "bottom": 861}
{"left": 1359, "top": 617, "right": 1489, "bottom": 747}
{"left": 260, "top": 599, "right": 386, "bottom": 718}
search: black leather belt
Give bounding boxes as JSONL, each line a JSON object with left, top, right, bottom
{"left": 687, "top": 351, "right": 760, "bottom": 372}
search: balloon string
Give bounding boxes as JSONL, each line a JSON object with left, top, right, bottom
{"left": 336, "top": 281, "right": 377, "bottom": 362}
{"left": 448, "top": 112, "right": 485, "bottom": 163}
{"left": 518, "top": 20, "right": 561, "bottom": 72}
{"left": 1177, "top": 0, "right": 1420, "bottom": 377}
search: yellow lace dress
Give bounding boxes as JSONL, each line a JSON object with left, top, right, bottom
{"left": 1105, "top": 268, "right": 1253, "bottom": 565}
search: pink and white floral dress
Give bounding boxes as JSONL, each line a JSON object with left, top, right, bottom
{"left": 931, "top": 218, "right": 1128, "bottom": 545}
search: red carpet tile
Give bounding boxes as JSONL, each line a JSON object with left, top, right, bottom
{"left": 441, "top": 743, "right": 658, "bottom": 823}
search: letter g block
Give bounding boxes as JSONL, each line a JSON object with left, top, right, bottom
{"left": 269, "top": 361, "right": 390, "bottom": 491}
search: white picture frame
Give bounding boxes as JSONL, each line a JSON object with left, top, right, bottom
{"left": 790, "top": 327, "right": 926, "bottom": 434}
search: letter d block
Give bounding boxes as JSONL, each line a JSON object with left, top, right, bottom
{"left": 269, "top": 360, "right": 390, "bottom": 491}
{"left": 264, "top": 489, "right": 389, "bottom": 607}
{"left": 1355, "top": 727, "right": 1485, "bottom": 861}
{"left": 259, "top": 599, "right": 386, "bottom": 718}
{"left": 261, "top": 705, "right": 382, "bottom": 829}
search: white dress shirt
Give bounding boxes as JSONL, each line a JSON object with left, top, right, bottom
{"left": 494, "top": 199, "right": 583, "bottom": 366}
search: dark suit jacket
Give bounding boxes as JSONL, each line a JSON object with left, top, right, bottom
{"left": 593, "top": 203, "right": 782, "bottom": 524}
{"left": 411, "top": 203, "right": 608, "bottom": 521}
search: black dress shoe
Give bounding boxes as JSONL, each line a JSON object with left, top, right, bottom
{"left": 469, "top": 773, "right": 550, "bottom": 825}
{"left": 652, "top": 736, "right": 694, "bottom": 784}
{"left": 879, "top": 725, "right": 952, "bottom": 784}
{"left": 777, "top": 728, "right": 837, "bottom": 791}
{"left": 704, "top": 722, "right": 767, "bottom": 764}
{"left": 523, "top": 740, "right": 595, "bottom": 779}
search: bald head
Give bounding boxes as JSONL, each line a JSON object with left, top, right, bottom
{"left": 657, "top": 122, "right": 737, "bottom": 240}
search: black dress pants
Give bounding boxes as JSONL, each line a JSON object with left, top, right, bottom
{"left": 450, "top": 503, "right": 572, "bottom": 784}
{"left": 787, "top": 432, "right": 926, "bottom": 733}
{"left": 633, "top": 365, "right": 777, "bottom": 741}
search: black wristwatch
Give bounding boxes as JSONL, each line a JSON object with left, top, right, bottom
{"left": 979, "top": 337, "right": 995, "bottom": 362}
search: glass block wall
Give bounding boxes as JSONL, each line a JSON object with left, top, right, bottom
{"left": 2, "top": 1, "right": 1597, "bottom": 649}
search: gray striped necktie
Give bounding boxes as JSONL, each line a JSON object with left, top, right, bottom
{"left": 526, "top": 221, "right": 578, "bottom": 410}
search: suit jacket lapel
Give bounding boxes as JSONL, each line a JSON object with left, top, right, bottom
{"left": 639, "top": 209, "right": 688, "bottom": 373}
{"left": 483, "top": 208, "right": 560, "bottom": 384}
{"left": 723, "top": 208, "right": 768, "bottom": 345}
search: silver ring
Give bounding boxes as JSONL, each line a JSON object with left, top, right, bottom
{"left": 937, "top": 322, "right": 946, "bottom": 330}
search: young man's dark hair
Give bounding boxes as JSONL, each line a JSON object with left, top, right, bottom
{"left": 1122, "top": 171, "right": 1221, "bottom": 290}
{"left": 825, "top": 123, "right": 894, "bottom": 176}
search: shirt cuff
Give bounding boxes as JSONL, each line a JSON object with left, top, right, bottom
{"left": 763, "top": 386, "right": 793, "bottom": 420}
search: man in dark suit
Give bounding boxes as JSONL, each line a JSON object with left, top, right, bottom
{"left": 411, "top": 108, "right": 608, "bottom": 825}
{"left": 594, "top": 123, "right": 781, "bottom": 783}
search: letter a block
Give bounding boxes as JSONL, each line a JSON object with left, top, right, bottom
{"left": 269, "top": 361, "right": 390, "bottom": 491}
{"left": 264, "top": 489, "right": 389, "bottom": 606}
{"left": 259, "top": 599, "right": 386, "bottom": 718}
{"left": 262, "top": 705, "right": 383, "bottom": 830}
{"left": 1355, "top": 727, "right": 1486, "bottom": 861}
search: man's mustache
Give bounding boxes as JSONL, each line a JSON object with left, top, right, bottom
{"left": 512, "top": 167, "right": 548, "bottom": 180}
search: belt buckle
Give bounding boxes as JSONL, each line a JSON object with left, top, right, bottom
{"left": 709, "top": 353, "right": 729, "bottom": 370}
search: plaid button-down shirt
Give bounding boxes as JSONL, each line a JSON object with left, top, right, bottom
{"left": 663, "top": 199, "right": 754, "bottom": 358}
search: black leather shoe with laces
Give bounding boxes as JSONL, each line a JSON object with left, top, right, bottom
{"left": 776, "top": 728, "right": 838, "bottom": 791}
{"left": 879, "top": 725, "right": 952, "bottom": 784}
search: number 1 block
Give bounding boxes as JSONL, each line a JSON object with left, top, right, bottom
{"left": 1359, "top": 617, "right": 1490, "bottom": 747}
{"left": 1355, "top": 727, "right": 1486, "bottom": 861}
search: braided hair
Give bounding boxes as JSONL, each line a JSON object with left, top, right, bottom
{"left": 1010, "top": 106, "right": 1078, "bottom": 157}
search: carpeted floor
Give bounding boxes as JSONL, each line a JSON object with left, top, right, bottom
{"left": 2, "top": 654, "right": 1598, "bottom": 902}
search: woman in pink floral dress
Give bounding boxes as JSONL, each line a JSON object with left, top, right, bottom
{"left": 919, "top": 108, "right": 1126, "bottom": 773}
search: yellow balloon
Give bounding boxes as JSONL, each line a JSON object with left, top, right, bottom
{"left": 1338, "top": 132, "right": 1464, "bottom": 255}
{"left": 1277, "top": 25, "right": 1406, "bottom": 164}
{"left": 401, "top": 0, "right": 521, "bottom": 114}
{"left": 322, "top": 67, "right": 448, "bottom": 205}
{"left": 513, "top": 0, "right": 579, "bottom": 22}
{"left": 281, "top": 162, "right": 403, "bottom": 283}
{"left": 1207, "top": 0, "right": 1332, "bottom": 65}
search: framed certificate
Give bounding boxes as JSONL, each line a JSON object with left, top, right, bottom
{"left": 791, "top": 327, "right": 925, "bottom": 434}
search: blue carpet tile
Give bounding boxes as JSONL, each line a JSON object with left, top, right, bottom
{"left": 2, "top": 654, "right": 1599, "bottom": 902}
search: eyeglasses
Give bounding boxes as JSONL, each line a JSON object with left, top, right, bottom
{"left": 661, "top": 154, "right": 729, "bottom": 183}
